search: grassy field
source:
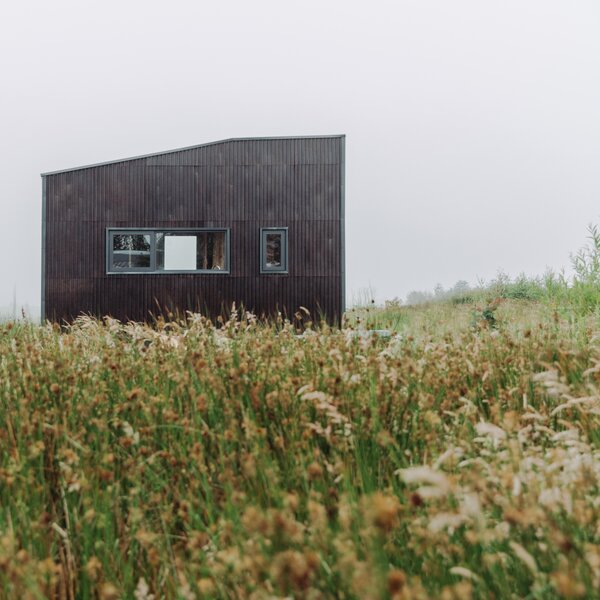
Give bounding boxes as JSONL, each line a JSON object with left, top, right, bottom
{"left": 1, "top": 299, "right": 599, "bottom": 599}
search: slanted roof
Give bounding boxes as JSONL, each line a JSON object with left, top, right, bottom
{"left": 41, "top": 135, "right": 345, "bottom": 176}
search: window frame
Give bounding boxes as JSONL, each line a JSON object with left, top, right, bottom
{"left": 260, "top": 227, "right": 288, "bottom": 274}
{"left": 106, "top": 227, "right": 231, "bottom": 275}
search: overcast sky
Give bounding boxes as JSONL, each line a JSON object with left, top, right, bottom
{"left": 1, "top": 0, "right": 599, "bottom": 313}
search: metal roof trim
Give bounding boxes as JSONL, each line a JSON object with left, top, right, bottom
{"left": 41, "top": 134, "right": 346, "bottom": 176}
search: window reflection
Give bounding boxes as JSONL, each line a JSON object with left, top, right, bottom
{"left": 112, "top": 234, "right": 151, "bottom": 269}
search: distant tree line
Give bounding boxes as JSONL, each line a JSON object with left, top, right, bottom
{"left": 405, "top": 280, "right": 471, "bottom": 306}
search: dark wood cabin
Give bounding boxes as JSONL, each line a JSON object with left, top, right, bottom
{"left": 41, "top": 135, "right": 345, "bottom": 324}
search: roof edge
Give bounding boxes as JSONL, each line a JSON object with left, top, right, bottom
{"left": 41, "top": 134, "right": 346, "bottom": 176}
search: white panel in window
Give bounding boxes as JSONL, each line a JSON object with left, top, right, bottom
{"left": 164, "top": 235, "right": 196, "bottom": 270}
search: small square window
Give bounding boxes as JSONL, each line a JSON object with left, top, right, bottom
{"left": 261, "top": 228, "right": 288, "bottom": 273}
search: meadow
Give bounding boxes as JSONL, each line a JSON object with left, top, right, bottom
{"left": 1, "top": 288, "right": 599, "bottom": 599}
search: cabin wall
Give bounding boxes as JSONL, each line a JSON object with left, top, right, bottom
{"left": 43, "top": 137, "right": 344, "bottom": 323}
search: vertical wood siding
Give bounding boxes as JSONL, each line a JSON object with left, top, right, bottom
{"left": 43, "top": 136, "right": 344, "bottom": 323}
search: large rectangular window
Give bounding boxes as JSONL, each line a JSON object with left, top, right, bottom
{"left": 260, "top": 228, "right": 288, "bottom": 273}
{"left": 107, "top": 229, "right": 229, "bottom": 274}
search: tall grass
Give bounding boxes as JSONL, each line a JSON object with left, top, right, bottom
{"left": 0, "top": 305, "right": 599, "bottom": 599}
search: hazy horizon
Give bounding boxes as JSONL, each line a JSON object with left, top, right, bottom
{"left": 2, "top": 0, "right": 599, "bottom": 316}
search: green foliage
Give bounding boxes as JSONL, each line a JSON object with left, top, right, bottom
{"left": 563, "top": 224, "right": 600, "bottom": 315}
{"left": 450, "top": 292, "right": 476, "bottom": 305}
{"left": 401, "top": 223, "right": 600, "bottom": 317}
{"left": 571, "top": 223, "right": 600, "bottom": 284}
{"left": 470, "top": 298, "right": 501, "bottom": 330}
{"left": 0, "top": 306, "right": 598, "bottom": 598}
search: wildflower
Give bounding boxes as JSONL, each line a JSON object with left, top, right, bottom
{"left": 396, "top": 465, "right": 451, "bottom": 499}
{"left": 196, "top": 579, "right": 216, "bottom": 595}
{"left": 308, "top": 500, "right": 328, "bottom": 532}
{"left": 474, "top": 421, "right": 506, "bottom": 443}
{"left": 550, "top": 396, "right": 599, "bottom": 416}
{"left": 532, "top": 370, "right": 569, "bottom": 397}
{"left": 441, "top": 581, "right": 473, "bottom": 600}
{"left": 99, "top": 583, "right": 120, "bottom": 600}
{"left": 410, "top": 492, "right": 424, "bottom": 507}
{"left": 550, "top": 571, "right": 586, "bottom": 598}
{"left": 120, "top": 421, "right": 139, "bottom": 444}
{"left": 428, "top": 513, "right": 468, "bottom": 534}
{"left": 388, "top": 569, "right": 406, "bottom": 595}
{"left": 271, "top": 550, "right": 313, "bottom": 591}
{"left": 133, "top": 578, "right": 155, "bottom": 600}
{"left": 509, "top": 541, "right": 538, "bottom": 574}
{"left": 459, "top": 492, "right": 481, "bottom": 519}
{"left": 368, "top": 492, "right": 401, "bottom": 532}
{"left": 242, "top": 453, "right": 256, "bottom": 479}
{"left": 449, "top": 566, "right": 479, "bottom": 581}
{"left": 307, "top": 461, "right": 324, "bottom": 480}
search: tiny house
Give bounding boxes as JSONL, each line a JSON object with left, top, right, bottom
{"left": 41, "top": 135, "right": 345, "bottom": 323}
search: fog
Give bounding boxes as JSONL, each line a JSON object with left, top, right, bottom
{"left": 1, "top": 0, "right": 599, "bottom": 315}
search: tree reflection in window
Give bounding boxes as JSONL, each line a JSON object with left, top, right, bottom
{"left": 261, "top": 228, "right": 287, "bottom": 273}
{"left": 112, "top": 234, "right": 151, "bottom": 269}
{"left": 266, "top": 233, "right": 282, "bottom": 267}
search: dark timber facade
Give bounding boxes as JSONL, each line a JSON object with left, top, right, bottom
{"left": 42, "top": 135, "right": 345, "bottom": 323}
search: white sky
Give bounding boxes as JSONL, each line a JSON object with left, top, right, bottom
{"left": 1, "top": 0, "right": 599, "bottom": 313}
